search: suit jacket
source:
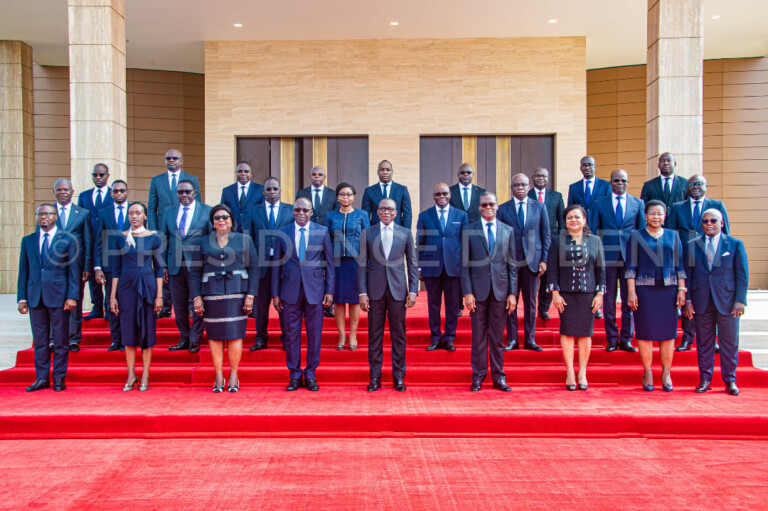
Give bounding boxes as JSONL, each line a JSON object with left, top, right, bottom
{"left": 640, "top": 175, "right": 688, "bottom": 210}
{"left": 93, "top": 203, "right": 129, "bottom": 272}
{"left": 189, "top": 232, "right": 259, "bottom": 298}
{"left": 159, "top": 201, "right": 212, "bottom": 275}
{"left": 460, "top": 220, "right": 518, "bottom": 302}
{"left": 17, "top": 230, "right": 81, "bottom": 308}
{"left": 567, "top": 178, "right": 611, "bottom": 210}
{"left": 497, "top": 199, "right": 551, "bottom": 272}
{"left": 245, "top": 201, "right": 294, "bottom": 279}
{"left": 361, "top": 181, "right": 412, "bottom": 229}
{"left": 78, "top": 187, "right": 113, "bottom": 230}
{"left": 686, "top": 234, "right": 748, "bottom": 316}
{"left": 296, "top": 185, "right": 338, "bottom": 226}
{"left": 449, "top": 183, "right": 486, "bottom": 224}
{"left": 528, "top": 187, "right": 565, "bottom": 237}
{"left": 668, "top": 197, "right": 730, "bottom": 246}
{"left": 57, "top": 203, "right": 93, "bottom": 271}
{"left": 547, "top": 233, "right": 606, "bottom": 293}
{"left": 271, "top": 222, "right": 334, "bottom": 305}
{"left": 147, "top": 171, "right": 201, "bottom": 230}
{"left": 357, "top": 223, "right": 419, "bottom": 301}
{"left": 220, "top": 181, "right": 264, "bottom": 233}
{"left": 589, "top": 194, "right": 647, "bottom": 263}
{"left": 416, "top": 206, "right": 468, "bottom": 278}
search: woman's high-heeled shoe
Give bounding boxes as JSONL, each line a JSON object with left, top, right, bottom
{"left": 578, "top": 383, "right": 588, "bottom": 391}
{"left": 123, "top": 377, "right": 138, "bottom": 392}
{"left": 228, "top": 380, "right": 240, "bottom": 393}
{"left": 661, "top": 370, "right": 673, "bottom": 392}
{"left": 348, "top": 340, "right": 358, "bottom": 351}
{"left": 566, "top": 383, "right": 577, "bottom": 391}
{"left": 336, "top": 341, "right": 345, "bottom": 350}
{"left": 139, "top": 380, "right": 149, "bottom": 392}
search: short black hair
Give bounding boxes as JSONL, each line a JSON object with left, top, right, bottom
{"left": 112, "top": 179, "right": 128, "bottom": 188}
{"left": 645, "top": 199, "right": 667, "bottom": 214}
{"left": 336, "top": 182, "right": 356, "bottom": 196}
{"left": 209, "top": 203, "right": 237, "bottom": 231}
{"left": 177, "top": 179, "right": 195, "bottom": 190}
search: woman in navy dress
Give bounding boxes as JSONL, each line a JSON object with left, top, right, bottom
{"left": 109, "top": 202, "right": 164, "bottom": 392}
{"left": 325, "top": 183, "right": 370, "bottom": 350}
{"left": 626, "top": 200, "right": 687, "bottom": 392}
{"left": 191, "top": 204, "right": 258, "bottom": 393}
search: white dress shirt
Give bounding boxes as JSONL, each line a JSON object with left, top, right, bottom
{"left": 460, "top": 184, "right": 472, "bottom": 205}
{"left": 612, "top": 192, "right": 627, "bottom": 217}
{"left": 514, "top": 197, "right": 528, "bottom": 225}
{"left": 39, "top": 226, "right": 58, "bottom": 253}
{"left": 706, "top": 231, "right": 722, "bottom": 255}
{"left": 380, "top": 182, "right": 392, "bottom": 197}
{"left": 534, "top": 187, "right": 546, "bottom": 203}
{"left": 113, "top": 203, "right": 126, "bottom": 224}
{"left": 483, "top": 219, "right": 497, "bottom": 245}
{"left": 690, "top": 197, "right": 706, "bottom": 217}
{"left": 380, "top": 222, "right": 394, "bottom": 259}
{"left": 92, "top": 185, "right": 109, "bottom": 206}
{"left": 583, "top": 178, "right": 595, "bottom": 194}
{"left": 435, "top": 204, "right": 450, "bottom": 226}
{"left": 239, "top": 181, "right": 251, "bottom": 200}
{"left": 58, "top": 202, "right": 71, "bottom": 228}
{"left": 294, "top": 222, "right": 310, "bottom": 258}
{"left": 311, "top": 185, "right": 325, "bottom": 204}
{"left": 176, "top": 200, "right": 196, "bottom": 234}
{"left": 168, "top": 170, "right": 181, "bottom": 191}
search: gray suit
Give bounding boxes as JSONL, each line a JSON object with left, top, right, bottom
{"left": 358, "top": 223, "right": 418, "bottom": 380}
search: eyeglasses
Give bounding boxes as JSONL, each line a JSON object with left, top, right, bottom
{"left": 458, "top": 170, "right": 473, "bottom": 175}
{"left": 479, "top": 202, "right": 497, "bottom": 208}
{"left": 91, "top": 173, "right": 107, "bottom": 177}
{"left": 433, "top": 192, "right": 449, "bottom": 197}
{"left": 176, "top": 189, "right": 195, "bottom": 195}
{"left": 378, "top": 207, "right": 395, "bottom": 213}
{"left": 338, "top": 192, "right": 354, "bottom": 198}
{"left": 294, "top": 208, "right": 311, "bottom": 213}
{"left": 212, "top": 214, "right": 231, "bottom": 221}
{"left": 36, "top": 212, "right": 56, "bottom": 217}
{"left": 701, "top": 218, "right": 720, "bottom": 225}
{"left": 612, "top": 179, "right": 628, "bottom": 183}
{"left": 264, "top": 187, "right": 279, "bottom": 192}
{"left": 688, "top": 182, "right": 705, "bottom": 187}
{"left": 647, "top": 212, "right": 665, "bottom": 217}
{"left": 165, "top": 156, "right": 181, "bottom": 161}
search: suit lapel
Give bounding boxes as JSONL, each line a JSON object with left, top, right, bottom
{"left": 189, "top": 202, "right": 205, "bottom": 230}
{"left": 713, "top": 234, "right": 728, "bottom": 270}
{"left": 29, "top": 233, "right": 43, "bottom": 266}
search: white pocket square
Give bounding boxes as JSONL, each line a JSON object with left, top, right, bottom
{"left": 722, "top": 252, "right": 731, "bottom": 257}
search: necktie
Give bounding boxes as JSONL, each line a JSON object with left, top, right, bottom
{"left": 313, "top": 188, "right": 321, "bottom": 212}
{"left": 171, "top": 174, "right": 178, "bottom": 201}
{"left": 59, "top": 207, "right": 67, "bottom": 228}
{"left": 706, "top": 237, "right": 716, "bottom": 270}
{"left": 538, "top": 190, "right": 544, "bottom": 203}
{"left": 615, "top": 196, "right": 624, "bottom": 225}
{"left": 382, "top": 184, "right": 389, "bottom": 199}
{"left": 239, "top": 185, "right": 247, "bottom": 209}
{"left": 117, "top": 205, "right": 124, "bottom": 231}
{"left": 439, "top": 209, "right": 446, "bottom": 232}
{"left": 517, "top": 202, "right": 525, "bottom": 228}
{"left": 462, "top": 187, "right": 469, "bottom": 210}
{"left": 584, "top": 181, "right": 592, "bottom": 206}
{"left": 41, "top": 233, "right": 50, "bottom": 265}
{"left": 664, "top": 177, "right": 671, "bottom": 198}
{"left": 269, "top": 205, "right": 276, "bottom": 230}
{"left": 95, "top": 189, "right": 103, "bottom": 209}
{"left": 298, "top": 227, "right": 306, "bottom": 262}
{"left": 382, "top": 226, "right": 392, "bottom": 259}
{"left": 179, "top": 206, "right": 189, "bottom": 238}
{"left": 693, "top": 201, "right": 702, "bottom": 232}
{"left": 487, "top": 222, "right": 495, "bottom": 254}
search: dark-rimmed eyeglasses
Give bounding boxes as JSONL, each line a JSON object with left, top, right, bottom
{"left": 176, "top": 189, "right": 195, "bottom": 195}
{"left": 165, "top": 156, "right": 181, "bottom": 161}
{"left": 433, "top": 192, "right": 449, "bottom": 197}
{"left": 36, "top": 212, "right": 56, "bottom": 217}
{"left": 294, "top": 208, "right": 311, "bottom": 213}
{"left": 338, "top": 192, "right": 354, "bottom": 198}
{"left": 212, "top": 214, "right": 231, "bottom": 221}
{"left": 458, "top": 170, "right": 473, "bottom": 175}
{"left": 688, "top": 182, "right": 705, "bottom": 188}
{"left": 378, "top": 207, "right": 395, "bottom": 213}
{"left": 479, "top": 202, "right": 497, "bottom": 208}
{"left": 701, "top": 218, "right": 720, "bottom": 225}
{"left": 91, "top": 173, "right": 107, "bottom": 177}
{"left": 611, "top": 178, "right": 628, "bottom": 183}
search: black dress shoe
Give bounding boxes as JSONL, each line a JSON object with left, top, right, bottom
{"left": 425, "top": 341, "right": 442, "bottom": 351}
{"left": 538, "top": 311, "right": 550, "bottom": 320}
{"left": 120, "top": 345, "right": 125, "bottom": 352}
{"left": 48, "top": 342, "right": 54, "bottom": 352}
{"left": 504, "top": 339, "right": 519, "bottom": 351}
{"left": 695, "top": 380, "right": 711, "bottom": 393}
{"left": 618, "top": 341, "right": 637, "bottom": 353}
{"left": 524, "top": 342, "right": 543, "bottom": 352}
{"left": 725, "top": 382, "right": 740, "bottom": 396}
{"left": 305, "top": 378, "right": 319, "bottom": 391}
{"left": 168, "top": 341, "right": 189, "bottom": 351}
{"left": 605, "top": 343, "right": 617, "bottom": 352}
{"left": 492, "top": 379, "right": 512, "bottom": 392}
{"left": 444, "top": 341, "right": 456, "bottom": 352}
{"left": 595, "top": 310, "right": 603, "bottom": 319}
{"left": 249, "top": 341, "right": 267, "bottom": 351}
{"left": 189, "top": 343, "right": 201, "bottom": 353}
{"left": 675, "top": 341, "right": 692, "bottom": 352}
{"left": 286, "top": 378, "right": 302, "bottom": 391}
{"left": 25, "top": 379, "right": 49, "bottom": 392}
{"left": 84, "top": 310, "right": 104, "bottom": 321}
{"left": 107, "top": 342, "right": 122, "bottom": 352}
{"left": 470, "top": 380, "right": 482, "bottom": 392}
{"left": 458, "top": 305, "right": 464, "bottom": 316}
{"left": 53, "top": 378, "right": 66, "bottom": 391}
{"left": 393, "top": 379, "right": 406, "bottom": 392}
{"left": 157, "top": 309, "right": 172, "bottom": 319}
{"left": 69, "top": 343, "right": 80, "bottom": 353}
{"left": 715, "top": 344, "right": 720, "bottom": 354}
{"left": 367, "top": 378, "right": 381, "bottom": 392}
{"left": 324, "top": 308, "right": 335, "bottom": 318}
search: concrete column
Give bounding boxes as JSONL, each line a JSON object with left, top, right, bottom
{"left": 0, "top": 41, "right": 35, "bottom": 294}
{"left": 68, "top": 0, "right": 127, "bottom": 192}
{"left": 646, "top": 0, "right": 704, "bottom": 179}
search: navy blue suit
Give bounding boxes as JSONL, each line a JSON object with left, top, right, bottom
{"left": 497, "top": 198, "right": 551, "bottom": 346}
{"left": 640, "top": 175, "right": 688, "bottom": 216}
{"left": 160, "top": 201, "right": 211, "bottom": 347}
{"left": 93, "top": 203, "right": 129, "bottom": 346}
{"left": 590, "top": 194, "right": 646, "bottom": 347}
{"left": 417, "top": 206, "right": 468, "bottom": 346}
{"left": 567, "top": 178, "right": 611, "bottom": 211}
{"left": 57, "top": 203, "right": 92, "bottom": 344}
{"left": 296, "top": 185, "right": 338, "bottom": 226}
{"left": 686, "top": 234, "right": 748, "bottom": 383}
{"left": 361, "top": 181, "right": 412, "bottom": 229}
{"left": 450, "top": 183, "right": 486, "bottom": 224}
{"left": 528, "top": 187, "right": 565, "bottom": 315}
{"left": 78, "top": 187, "right": 112, "bottom": 315}
{"left": 245, "top": 201, "right": 294, "bottom": 346}
{"left": 669, "top": 197, "right": 731, "bottom": 346}
{"left": 272, "top": 222, "right": 334, "bottom": 381}
{"left": 220, "top": 181, "right": 263, "bottom": 233}
{"left": 147, "top": 171, "right": 201, "bottom": 230}
{"left": 17, "top": 229, "right": 81, "bottom": 380}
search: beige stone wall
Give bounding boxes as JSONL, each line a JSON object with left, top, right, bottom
{"left": 587, "top": 57, "right": 768, "bottom": 287}
{"left": 205, "top": 37, "right": 587, "bottom": 215}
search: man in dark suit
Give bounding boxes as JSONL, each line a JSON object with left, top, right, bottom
{"left": 640, "top": 152, "right": 688, "bottom": 218}
{"left": 449, "top": 163, "right": 486, "bottom": 224}
{"left": 219, "top": 161, "right": 263, "bottom": 232}
{"left": 246, "top": 176, "right": 294, "bottom": 351}
{"left": 296, "top": 165, "right": 338, "bottom": 226}
{"left": 160, "top": 179, "right": 211, "bottom": 353}
{"left": 17, "top": 204, "right": 80, "bottom": 392}
{"left": 684, "top": 209, "right": 748, "bottom": 396}
{"left": 77, "top": 163, "right": 113, "bottom": 320}
{"left": 461, "top": 192, "right": 518, "bottom": 392}
{"left": 567, "top": 155, "right": 611, "bottom": 212}
{"left": 93, "top": 180, "right": 129, "bottom": 351}
{"left": 497, "top": 174, "right": 551, "bottom": 352}
{"left": 147, "top": 148, "right": 201, "bottom": 317}
{"left": 528, "top": 167, "right": 564, "bottom": 319}
{"left": 358, "top": 197, "right": 419, "bottom": 392}
{"left": 590, "top": 169, "right": 646, "bottom": 352}
{"left": 361, "top": 160, "right": 413, "bottom": 229}
{"left": 417, "top": 183, "right": 468, "bottom": 352}
{"left": 54, "top": 178, "right": 92, "bottom": 352}
{"left": 668, "top": 174, "right": 731, "bottom": 352}
{"left": 272, "top": 198, "right": 334, "bottom": 392}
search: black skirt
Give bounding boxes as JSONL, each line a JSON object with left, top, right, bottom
{"left": 202, "top": 293, "right": 247, "bottom": 341}
{"left": 559, "top": 292, "right": 596, "bottom": 338}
